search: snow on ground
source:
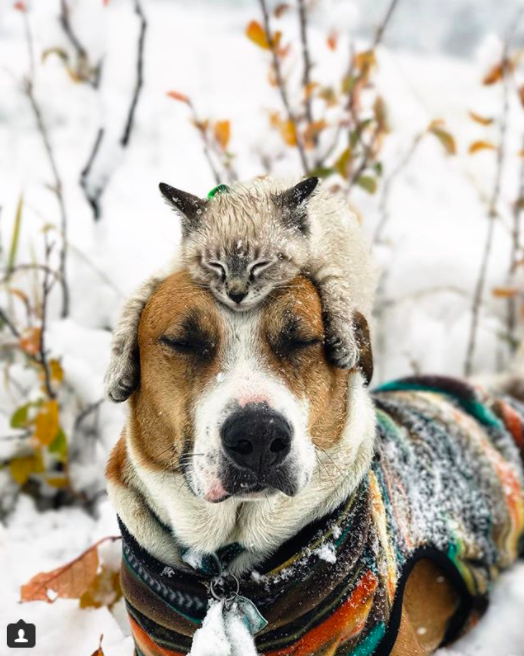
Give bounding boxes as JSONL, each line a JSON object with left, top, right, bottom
{"left": 1, "top": 0, "right": 524, "bottom": 654}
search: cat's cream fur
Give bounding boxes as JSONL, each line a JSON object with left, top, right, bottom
{"left": 105, "top": 177, "right": 377, "bottom": 402}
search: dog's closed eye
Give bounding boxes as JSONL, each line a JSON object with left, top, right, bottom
{"left": 159, "top": 314, "right": 217, "bottom": 359}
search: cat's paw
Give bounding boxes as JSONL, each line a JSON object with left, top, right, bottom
{"left": 324, "top": 319, "right": 358, "bottom": 370}
{"left": 105, "top": 358, "right": 139, "bottom": 402}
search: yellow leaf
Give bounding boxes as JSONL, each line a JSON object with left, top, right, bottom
{"left": 166, "top": 90, "right": 190, "bottom": 104}
{"left": 335, "top": 147, "right": 352, "bottom": 177}
{"left": 468, "top": 111, "right": 493, "bottom": 125}
{"left": 50, "top": 359, "right": 64, "bottom": 384}
{"left": 279, "top": 119, "right": 297, "bottom": 146}
{"left": 246, "top": 20, "right": 270, "bottom": 49}
{"left": 469, "top": 141, "right": 496, "bottom": 154}
{"left": 80, "top": 565, "right": 123, "bottom": 610}
{"left": 46, "top": 475, "right": 69, "bottom": 489}
{"left": 214, "top": 120, "right": 231, "bottom": 150}
{"left": 34, "top": 400, "right": 60, "bottom": 447}
{"left": 429, "top": 125, "right": 456, "bottom": 156}
{"left": 10, "top": 456, "right": 36, "bottom": 485}
{"left": 373, "top": 96, "right": 389, "bottom": 133}
{"left": 354, "top": 50, "right": 376, "bottom": 72}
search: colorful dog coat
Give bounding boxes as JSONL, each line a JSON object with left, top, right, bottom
{"left": 119, "top": 376, "right": 524, "bottom": 656}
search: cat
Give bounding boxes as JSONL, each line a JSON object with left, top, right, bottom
{"left": 105, "top": 177, "right": 376, "bottom": 403}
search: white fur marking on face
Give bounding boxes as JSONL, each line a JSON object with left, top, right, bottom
{"left": 190, "top": 306, "right": 315, "bottom": 500}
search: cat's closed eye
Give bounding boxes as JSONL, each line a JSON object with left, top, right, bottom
{"left": 249, "top": 260, "right": 273, "bottom": 280}
{"left": 207, "top": 261, "right": 227, "bottom": 281}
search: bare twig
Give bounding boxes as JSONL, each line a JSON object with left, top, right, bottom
{"left": 297, "top": 0, "right": 316, "bottom": 156}
{"left": 371, "top": 0, "right": 401, "bottom": 50}
{"left": 0, "top": 307, "right": 21, "bottom": 339}
{"left": 59, "top": 0, "right": 101, "bottom": 87}
{"left": 121, "top": 0, "right": 147, "bottom": 148}
{"left": 506, "top": 139, "right": 524, "bottom": 349}
{"left": 39, "top": 238, "right": 56, "bottom": 400}
{"left": 188, "top": 103, "right": 221, "bottom": 185}
{"left": 464, "top": 13, "right": 523, "bottom": 376}
{"left": 80, "top": 0, "right": 147, "bottom": 220}
{"left": 73, "top": 398, "right": 104, "bottom": 435}
{"left": 20, "top": 9, "right": 70, "bottom": 318}
{"left": 258, "top": 0, "right": 309, "bottom": 174}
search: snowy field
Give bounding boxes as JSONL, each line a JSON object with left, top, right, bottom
{"left": 1, "top": 0, "right": 524, "bottom": 654}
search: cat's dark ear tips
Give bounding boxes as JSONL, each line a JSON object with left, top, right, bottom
{"left": 289, "top": 177, "right": 319, "bottom": 205}
{"left": 159, "top": 183, "right": 207, "bottom": 233}
{"left": 277, "top": 177, "right": 319, "bottom": 234}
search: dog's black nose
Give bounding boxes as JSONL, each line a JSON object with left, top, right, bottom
{"left": 228, "top": 290, "right": 247, "bottom": 304}
{"left": 221, "top": 405, "right": 292, "bottom": 473}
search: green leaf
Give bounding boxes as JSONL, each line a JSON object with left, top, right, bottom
{"left": 49, "top": 428, "right": 68, "bottom": 463}
{"left": 307, "top": 167, "right": 335, "bottom": 179}
{"left": 372, "top": 161, "right": 383, "bottom": 176}
{"left": 8, "top": 195, "right": 24, "bottom": 273}
{"left": 356, "top": 175, "right": 378, "bottom": 194}
{"left": 10, "top": 402, "right": 31, "bottom": 429}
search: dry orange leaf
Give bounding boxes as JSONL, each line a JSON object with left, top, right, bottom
{"left": 468, "top": 140, "right": 496, "bottom": 154}
{"left": 34, "top": 400, "right": 59, "bottom": 447}
{"left": 327, "top": 31, "right": 338, "bottom": 51}
{"left": 246, "top": 20, "right": 270, "bottom": 49}
{"left": 483, "top": 60, "right": 512, "bottom": 85}
{"left": 429, "top": 124, "right": 456, "bottom": 156}
{"left": 19, "top": 327, "right": 41, "bottom": 356}
{"left": 89, "top": 636, "right": 106, "bottom": 656}
{"left": 274, "top": 3, "right": 289, "bottom": 18}
{"left": 493, "top": 287, "right": 518, "bottom": 298}
{"left": 166, "top": 90, "right": 190, "bottom": 104}
{"left": 304, "top": 81, "right": 318, "bottom": 99}
{"left": 214, "top": 120, "right": 231, "bottom": 150}
{"left": 13, "top": 1, "right": 26, "bottom": 11}
{"left": 20, "top": 537, "right": 119, "bottom": 604}
{"left": 519, "top": 85, "right": 524, "bottom": 108}
{"left": 468, "top": 111, "right": 493, "bottom": 125}
{"left": 304, "top": 120, "right": 327, "bottom": 149}
{"left": 22, "top": 546, "right": 98, "bottom": 603}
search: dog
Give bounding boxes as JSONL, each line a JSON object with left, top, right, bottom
{"left": 106, "top": 270, "right": 524, "bottom": 656}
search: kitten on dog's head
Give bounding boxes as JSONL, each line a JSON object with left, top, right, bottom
{"left": 159, "top": 178, "right": 319, "bottom": 311}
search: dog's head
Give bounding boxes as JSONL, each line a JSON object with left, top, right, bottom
{"left": 124, "top": 270, "right": 372, "bottom": 503}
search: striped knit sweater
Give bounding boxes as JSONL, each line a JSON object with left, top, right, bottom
{"left": 119, "top": 376, "right": 524, "bottom": 656}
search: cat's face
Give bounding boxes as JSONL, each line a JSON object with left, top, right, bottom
{"left": 189, "top": 245, "right": 302, "bottom": 311}
{"left": 158, "top": 178, "right": 319, "bottom": 311}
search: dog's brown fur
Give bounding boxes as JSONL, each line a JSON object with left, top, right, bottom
{"left": 107, "top": 270, "right": 458, "bottom": 654}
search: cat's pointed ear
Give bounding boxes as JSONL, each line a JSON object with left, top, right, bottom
{"left": 276, "top": 177, "right": 319, "bottom": 233}
{"left": 159, "top": 183, "right": 207, "bottom": 233}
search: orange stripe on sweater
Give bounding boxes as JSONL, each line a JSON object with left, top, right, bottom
{"left": 264, "top": 570, "right": 378, "bottom": 656}
{"left": 129, "top": 616, "right": 186, "bottom": 656}
{"left": 500, "top": 400, "right": 524, "bottom": 449}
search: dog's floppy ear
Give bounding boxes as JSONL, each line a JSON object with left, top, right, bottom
{"left": 159, "top": 183, "right": 207, "bottom": 234}
{"left": 353, "top": 311, "right": 373, "bottom": 386}
{"left": 105, "top": 277, "right": 161, "bottom": 402}
{"left": 275, "top": 177, "right": 319, "bottom": 234}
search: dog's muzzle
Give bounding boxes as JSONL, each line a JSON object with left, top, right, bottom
{"left": 220, "top": 403, "right": 295, "bottom": 496}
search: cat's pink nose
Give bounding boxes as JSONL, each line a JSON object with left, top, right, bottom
{"left": 229, "top": 291, "right": 247, "bottom": 304}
